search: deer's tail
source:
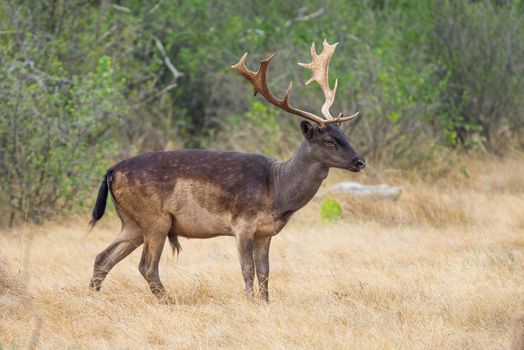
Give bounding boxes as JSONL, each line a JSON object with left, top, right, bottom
{"left": 89, "top": 170, "right": 113, "bottom": 228}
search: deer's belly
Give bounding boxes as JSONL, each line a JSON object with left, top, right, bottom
{"left": 165, "top": 179, "right": 285, "bottom": 238}
{"left": 173, "top": 207, "right": 233, "bottom": 238}
{"left": 165, "top": 179, "right": 233, "bottom": 238}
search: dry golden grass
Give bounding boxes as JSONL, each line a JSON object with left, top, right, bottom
{"left": 1, "top": 155, "right": 524, "bottom": 349}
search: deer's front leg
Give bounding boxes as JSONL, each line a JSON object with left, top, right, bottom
{"left": 254, "top": 236, "right": 271, "bottom": 302}
{"left": 235, "top": 232, "right": 255, "bottom": 299}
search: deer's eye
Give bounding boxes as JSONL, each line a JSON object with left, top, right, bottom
{"left": 324, "top": 139, "right": 336, "bottom": 147}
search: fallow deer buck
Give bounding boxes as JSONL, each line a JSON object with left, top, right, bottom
{"left": 89, "top": 39, "right": 365, "bottom": 302}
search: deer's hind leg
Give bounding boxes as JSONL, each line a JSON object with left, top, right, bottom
{"left": 90, "top": 212, "right": 143, "bottom": 291}
{"left": 138, "top": 214, "right": 171, "bottom": 301}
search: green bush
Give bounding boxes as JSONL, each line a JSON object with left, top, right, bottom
{"left": 0, "top": 48, "right": 125, "bottom": 224}
{"left": 1, "top": 0, "right": 523, "bottom": 224}
{"left": 429, "top": 0, "right": 524, "bottom": 150}
{"left": 321, "top": 198, "right": 343, "bottom": 222}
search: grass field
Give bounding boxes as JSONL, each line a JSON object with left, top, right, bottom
{"left": 1, "top": 155, "right": 524, "bottom": 349}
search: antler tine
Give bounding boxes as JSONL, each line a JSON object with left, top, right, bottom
{"left": 232, "top": 43, "right": 359, "bottom": 128}
{"left": 298, "top": 39, "right": 338, "bottom": 119}
{"left": 232, "top": 52, "right": 330, "bottom": 127}
{"left": 298, "top": 39, "right": 360, "bottom": 123}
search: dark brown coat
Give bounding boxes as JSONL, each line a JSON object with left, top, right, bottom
{"left": 89, "top": 122, "right": 364, "bottom": 302}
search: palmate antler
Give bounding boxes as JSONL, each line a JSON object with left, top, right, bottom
{"left": 232, "top": 39, "right": 359, "bottom": 128}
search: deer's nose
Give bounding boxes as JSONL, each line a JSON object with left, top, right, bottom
{"left": 352, "top": 157, "right": 366, "bottom": 170}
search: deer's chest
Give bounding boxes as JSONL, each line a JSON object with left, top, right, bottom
{"left": 254, "top": 211, "right": 292, "bottom": 237}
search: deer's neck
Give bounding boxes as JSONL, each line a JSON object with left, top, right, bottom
{"left": 270, "top": 140, "right": 328, "bottom": 215}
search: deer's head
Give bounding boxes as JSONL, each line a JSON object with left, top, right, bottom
{"left": 299, "top": 121, "right": 365, "bottom": 172}
{"left": 232, "top": 39, "right": 365, "bottom": 172}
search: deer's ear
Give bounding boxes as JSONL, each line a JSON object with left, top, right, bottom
{"left": 300, "top": 121, "right": 316, "bottom": 140}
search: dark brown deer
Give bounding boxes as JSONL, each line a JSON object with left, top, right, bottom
{"left": 88, "top": 40, "right": 365, "bottom": 302}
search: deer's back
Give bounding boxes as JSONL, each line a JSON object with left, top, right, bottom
{"left": 109, "top": 150, "right": 279, "bottom": 237}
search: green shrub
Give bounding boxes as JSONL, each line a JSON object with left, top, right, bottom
{"left": 2, "top": 0, "right": 524, "bottom": 225}
{"left": 321, "top": 198, "right": 343, "bottom": 222}
{"left": 0, "top": 50, "right": 125, "bottom": 225}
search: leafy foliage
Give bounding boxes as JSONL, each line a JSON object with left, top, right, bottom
{"left": 321, "top": 198, "right": 343, "bottom": 222}
{"left": 0, "top": 0, "right": 523, "bottom": 224}
{"left": 430, "top": 0, "right": 524, "bottom": 150}
{"left": 0, "top": 40, "right": 125, "bottom": 223}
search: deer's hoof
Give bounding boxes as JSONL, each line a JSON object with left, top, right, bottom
{"left": 89, "top": 279, "right": 102, "bottom": 291}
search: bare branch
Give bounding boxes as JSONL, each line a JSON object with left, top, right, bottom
{"left": 112, "top": 4, "right": 132, "bottom": 13}
{"left": 0, "top": 30, "right": 19, "bottom": 35}
{"left": 149, "top": 0, "right": 165, "bottom": 14}
{"left": 295, "top": 8, "right": 324, "bottom": 22}
{"left": 129, "top": 83, "right": 177, "bottom": 110}
{"left": 153, "top": 36, "right": 183, "bottom": 80}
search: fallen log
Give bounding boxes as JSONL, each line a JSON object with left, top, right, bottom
{"left": 329, "top": 182, "right": 402, "bottom": 201}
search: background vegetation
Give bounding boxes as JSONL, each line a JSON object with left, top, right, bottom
{"left": 1, "top": 0, "right": 523, "bottom": 223}
{"left": 1, "top": 2, "right": 524, "bottom": 348}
